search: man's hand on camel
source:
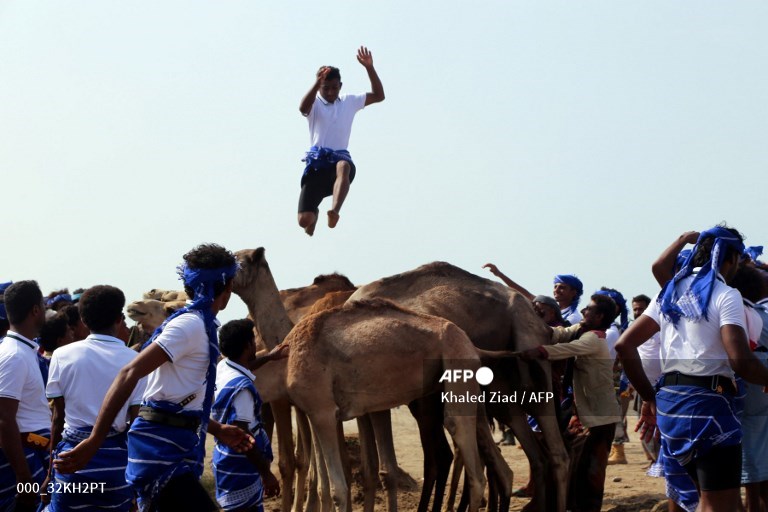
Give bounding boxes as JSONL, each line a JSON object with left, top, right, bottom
{"left": 482, "top": 263, "right": 500, "bottom": 276}
{"left": 356, "top": 46, "right": 374, "bottom": 69}
{"left": 267, "top": 343, "right": 289, "bottom": 362}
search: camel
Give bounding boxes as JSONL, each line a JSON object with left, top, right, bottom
{"left": 280, "top": 274, "right": 357, "bottom": 324}
{"left": 285, "top": 298, "right": 492, "bottom": 512}
{"left": 141, "top": 288, "right": 189, "bottom": 301}
{"left": 349, "top": 262, "right": 570, "bottom": 512}
{"left": 126, "top": 299, "right": 187, "bottom": 332}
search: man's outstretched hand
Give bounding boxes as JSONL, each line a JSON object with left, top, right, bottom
{"left": 357, "top": 46, "right": 374, "bottom": 69}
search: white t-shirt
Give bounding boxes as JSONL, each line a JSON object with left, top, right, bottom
{"left": 214, "top": 359, "right": 257, "bottom": 430}
{"left": 563, "top": 308, "right": 583, "bottom": 326}
{"left": 143, "top": 311, "right": 213, "bottom": 412}
{"left": 605, "top": 324, "right": 620, "bottom": 361}
{"left": 46, "top": 334, "right": 146, "bottom": 432}
{"left": 643, "top": 274, "right": 745, "bottom": 378}
{"left": 307, "top": 93, "right": 366, "bottom": 151}
{"left": 637, "top": 332, "right": 662, "bottom": 385}
{"left": 0, "top": 332, "right": 51, "bottom": 432}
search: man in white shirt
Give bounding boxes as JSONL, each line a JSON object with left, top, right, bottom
{"left": 617, "top": 226, "right": 768, "bottom": 512}
{"left": 297, "top": 46, "right": 385, "bottom": 236}
{"left": 43, "top": 285, "right": 146, "bottom": 511}
{"left": 0, "top": 281, "right": 50, "bottom": 512}
{"left": 55, "top": 244, "right": 252, "bottom": 511}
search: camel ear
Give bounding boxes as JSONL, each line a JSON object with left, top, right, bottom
{"left": 253, "top": 247, "right": 265, "bottom": 264}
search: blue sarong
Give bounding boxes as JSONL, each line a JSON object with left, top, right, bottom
{"left": 656, "top": 444, "right": 698, "bottom": 512}
{"left": 126, "top": 401, "right": 205, "bottom": 511}
{"left": 211, "top": 375, "right": 272, "bottom": 512}
{"left": 301, "top": 146, "right": 354, "bottom": 186}
{"left": 657, "top": 385, "right": 742, "bottom": 466}
{"left": 48, "top": 427, "right": 132, "bottom": 511}
{"left": 0, "top": 429, "right": 50, "bottom": 512}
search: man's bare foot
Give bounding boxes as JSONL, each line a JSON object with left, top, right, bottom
{"left": 304, "top": 219, "right": 317, "bottom": 236}
{"left": 327, "top": 210, "right": 340, "bottom": 228}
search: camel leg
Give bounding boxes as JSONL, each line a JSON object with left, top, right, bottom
{"left": 336, "top": 420, "right": 352, "bottom": 512}
{"left": 476, "top": 416, "right": 512, "bottom": 512}
{"left": 357, "top": 414, "right": 380, "bottom": 512}
{"left": 272, "top": 399, "right": 297, "bottom": 512}
{"left": 524, "top": 400, "right": 569, "bottom": 512}
{"left": 369, "top": 409, "right": 399, "bottom": 512}
{"left": 310, "top": 412, "right": 347, "bottom": 512}
{"left": 409, "top": 396, "right": 454, "bottom": 512}
{"left": 504, "top": 413, "right": 547, "bottom": 512}
{"left": 443, "top": 413, "right": 484, "bottom": 512}
{"left": 294, "top": 410, "right": 312, "bottom": 512}
{"left": 305, "top": 440, "right": 320, "bottom": 512}
{"left": 446, "top": 448, "right": 464, "bottom": 512}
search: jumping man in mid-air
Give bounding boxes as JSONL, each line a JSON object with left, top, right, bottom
{"left": 297, "top": 46, "right": 385, "bottom": 236}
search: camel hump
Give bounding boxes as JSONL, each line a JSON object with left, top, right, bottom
{"left": 312, "top": 273, "right": 355, "bottom": 289}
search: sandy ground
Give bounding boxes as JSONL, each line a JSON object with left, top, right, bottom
{"left": 230, "top": 406, "right": 669, "bottom": 512}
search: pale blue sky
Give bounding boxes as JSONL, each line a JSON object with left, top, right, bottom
{"left": 2, "top": 1, "right": 766, "bottom": 323}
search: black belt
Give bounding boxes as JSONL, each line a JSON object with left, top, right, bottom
{"left": 660, "top": 372, "right": 736, "bottom": 395}
{"left": 138, "top": 406, "right": 200, "bottom": 431}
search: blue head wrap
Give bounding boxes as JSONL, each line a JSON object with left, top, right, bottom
{"left": 553, "top": 274, "right": 583, "bottom": 318}
{"left": 0, "top": 281, "right": 11, "bottom": 321}
{"left": 45, "top": 293, "right": 72, "bottom": 308}
{"left": 594, "top": 288, "right": 629, "bottom": 331}
{"left": 675, "top": 249, "right": 692, "bottom": 273}
{"left": 745, "top": 246, "right": 764, "bottom": 265}
{"left": 658, "top": 226, "right": 745, "bottom": 325}
{"left": 141, "top": 260, "right": 239, "bottom": 469}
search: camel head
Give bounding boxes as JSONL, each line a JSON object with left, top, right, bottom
{"left": 126, "top": 299, "right": 186, "bottom": 332}
{"left": 142, "top": 289, "right": 189, "bottom": 302}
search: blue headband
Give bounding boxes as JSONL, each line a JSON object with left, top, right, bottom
{"left": 0, "top": 281, "right": 12, "bottom": 294}
{"left": 745, "top": 246, "right": 764, "bottom": 264}
{"left": 0, "top": 281, "right": 11, "bottom": 321}
{"left": 659, "top": 227, "right": 745, "bottom": 324}
{"left": 45, "top": 293, "right": 72, "bottom": 308}
{"left": 554, "top": 274, "right": 583, "bottom": 317}
{"left": 594, "top": 288, "right": 629, "bottom": 331}
{"left": 675, "top": 249, "right": 692, "bottom": 272}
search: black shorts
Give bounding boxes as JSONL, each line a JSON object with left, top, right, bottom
{"left": 298, "top": 162, "right": 356, "bottom": 214}
{"left": 151, "top": 471, "right": 218, "bottom": 511}
{"left": 683, "top": 442, "right": 742, "bottom": 491}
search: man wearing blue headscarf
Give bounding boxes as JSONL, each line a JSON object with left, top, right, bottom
{"left": 482, "top": 265, "right": 584, "bottom": 325}
{"left": 55, "top": 244, "right": 253, "bottom": 511}
{"left": 617, "top": 225, "right": 768, "bottom": 512}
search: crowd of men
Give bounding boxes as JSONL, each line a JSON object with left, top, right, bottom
{"left": 1, "top": 226, "right": 768, "bottom": 512}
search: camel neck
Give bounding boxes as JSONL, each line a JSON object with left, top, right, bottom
{"left": 237, "top": 274, "right": 294, "bottom": 350}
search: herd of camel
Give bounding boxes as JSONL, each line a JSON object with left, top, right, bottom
{"left": 126, "top": 248, "right": 572, "bottom": 512}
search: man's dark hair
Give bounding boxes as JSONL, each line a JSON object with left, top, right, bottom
{"left": 632, "top": 294, "right": 652, "bottom": 307}
{"left": 4, "top": 281, "right": 43, "bottom": 325}
{"left": 731, "top": 266, "right": 767, "bottom": 303}
{"left": 692, "top": 224, "right": 744, "bottom": 268}
{"left": 319, "top": 66, "right": 341, "bottom": 82}
{"left": 39, "top": 313, "right": 69, "bottom": 352}
{"left": 219, "top": 318, "right": 255, "bottom": 360}
{"left": 182, "top": 244, "right": 237, "bottom": 299}
{"left": 590, "top": 294, "right": 617, "bottom": 331}
{"left": 79, "top": 285, "right": 125, "bottom": 333}
{"left": 61, "top": 304, "right": 82, "bottom": 329}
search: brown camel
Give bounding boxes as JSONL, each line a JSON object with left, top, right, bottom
{"left": 285, "top": 298, "right": 491, "bottom": 512}
{"left": 349, "top": 262, "right": 570, "bottom": 512}
{"left": 280, "top": 274, "right": 357, "bottom": 324}
{"left": 141, "top": 288, "right": 189, "bottom": 301}
{"left": 126, "top": 299, "right": 187, "bottom": 332}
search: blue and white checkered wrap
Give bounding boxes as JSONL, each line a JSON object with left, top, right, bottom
{"left": 48, "top": 427, "right": 132, "bottom": 511}
{"left": 0, "top": 429, "right": 50, "bottom": 512}
{"left": 126, "top": 400, "right": 205, "bottom": 511}
{"left": 301, "top": 146, "right": 354, "bottom": 185}
{"left": 654, "top": 444, "right": 698, "bottom": 512}
{"left": 211, "top": 374, "right": 272, "bottom": 512}
{"left": 656, "top": 384, "right": 742, "bottom": 467}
